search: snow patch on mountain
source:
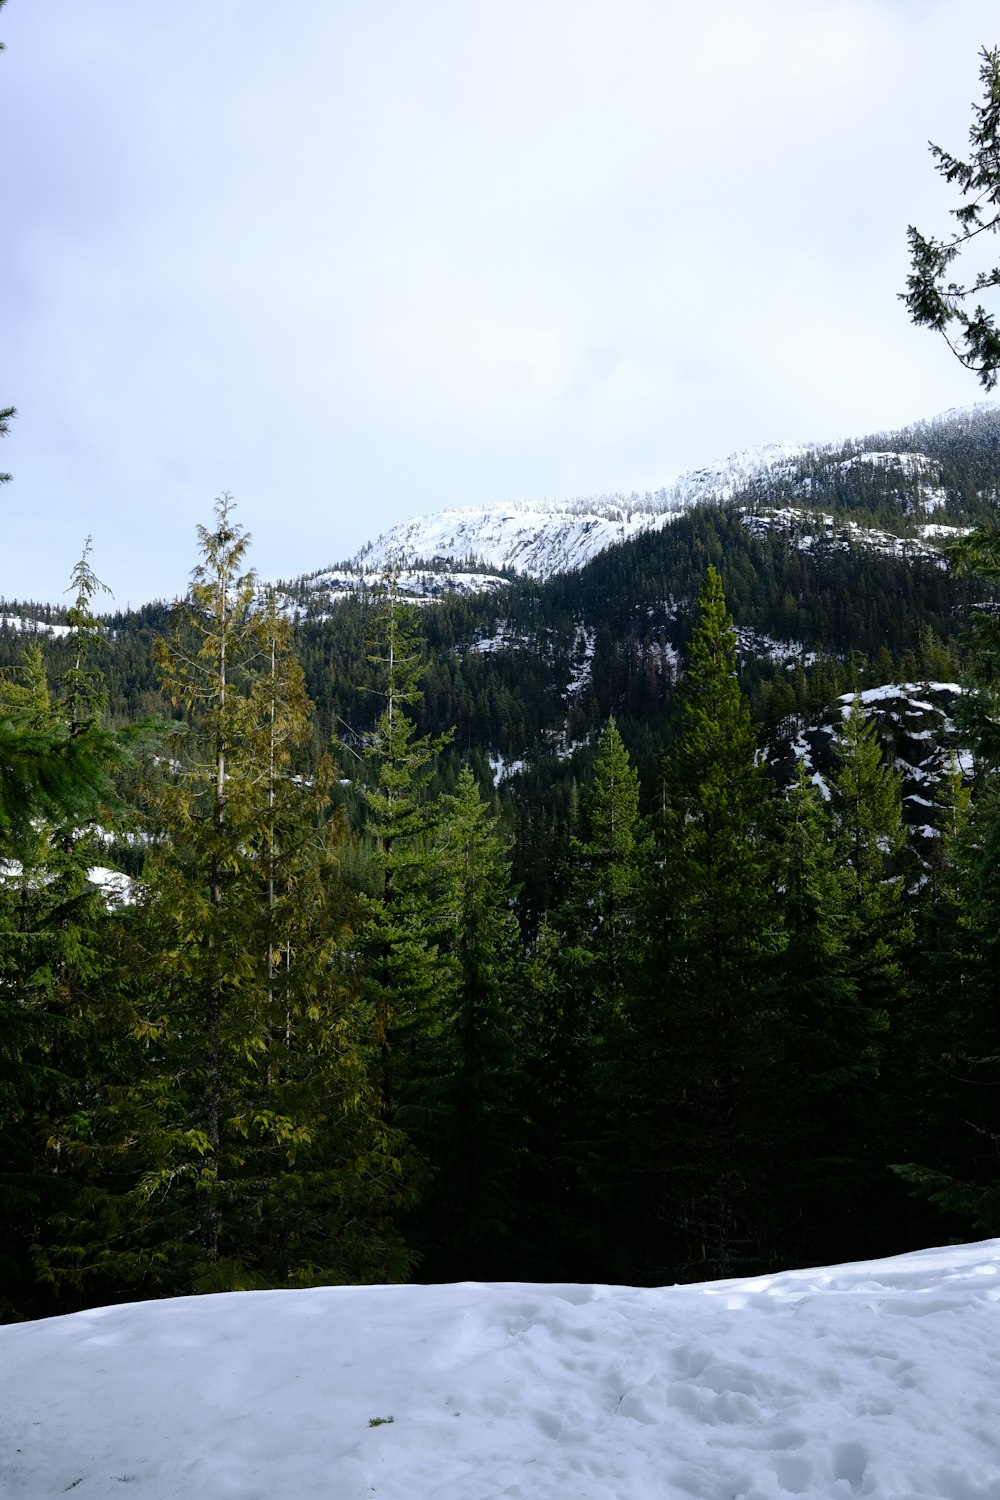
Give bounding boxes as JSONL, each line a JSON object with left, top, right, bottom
{"left": 344, "top": 442, "right": 811, "bottom": 583}
{"left": 772, "top": 683, "right": 964, "bottom": 851}
{"left": 741, "top": 507, "right": 947, "bottom": 566}
{"left": 1, "top": 614, "right": 73, "bottom": 637}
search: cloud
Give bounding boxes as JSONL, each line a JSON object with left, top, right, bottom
{"left": 2, "top": 0, "right": 998, "bottom": 599}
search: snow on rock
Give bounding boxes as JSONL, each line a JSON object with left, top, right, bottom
{"left": 735, "top": 627, "right": 817, "bottom": 668}
{"left": 740, "top": 507, "right": 948, "bottom": 566}
{"left": 3, "top": 1240, "right": 1000, "bottom": 1499}
{"left": 773, "top": 683, "right": 964, "bottom": 851}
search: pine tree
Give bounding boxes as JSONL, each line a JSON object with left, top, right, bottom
{"left": 830, "top": 697, "right": 911, "bottom": 1012}
{"left": 773, "top": 764, "right": 887, "bottom": 1264}
{"left": 634, "top": 566, "right": 785, "bottom": 1281}
{"left": 57, "top": 500, "right": 409, "bottom": 1298}
{"left": 409, "top": 764, "right": 523, "bottom": 1278}
{"left": 562, "top": 718, "right": 651, "bottom": 1018}
{"left": 819, "top": 698, "right": 917, "bottom": 1252}
{"left": 893, "top": 766, "right": 1000, "bottom": 1235}
{"left": 533, "top": 718, "right": 652, "bottom": 1279}
{"left": 354, "top": 578, "right": 456, "bottom": 1135}
{"left": 902, "top": 47, "right": 1000, "bottom": 389}
{"left": 0, "top": 547, "right": 133, "bottom": 1319}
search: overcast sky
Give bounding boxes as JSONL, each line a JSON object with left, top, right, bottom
{"left": 3, "top": 1, "right": 1000, "bottom": 605}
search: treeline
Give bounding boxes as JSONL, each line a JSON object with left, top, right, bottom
{"left": 3, "top": 508, "right": 1000, "bottom": 1322}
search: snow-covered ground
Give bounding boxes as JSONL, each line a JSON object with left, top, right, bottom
{"left": 0, "top": 613, "right": 73, "bottom": 636}
{"left": 3, "top": 1239, "right": 1000, "bottom": 1498}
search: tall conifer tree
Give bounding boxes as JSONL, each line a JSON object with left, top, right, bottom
{"left": 59, "top": 500, "right": 408, "bottom": 1297}
{"left": 635, "top": 567, "right": 785, "bottom": 1281}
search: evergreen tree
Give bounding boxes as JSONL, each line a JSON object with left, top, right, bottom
{"left": 56, "top": 500, "right": 408, "bottom": 1298}
{"left": 830, "top": 697, "right": 911, "bottom": 1013}
{"left": 773, "top": 765, "right": 886, "bottom": 1264}
{"left": 902, "top": 47, "right": 1000, "bottom": 389}
{"left": 562, "top": 718, "right": 651, "bottom": 1019}
{"left": 354, "top": 578, "right": 456, "bottom": 1139}
{"left": 410, "top": 765, "right": 523, "bottom": 1278}
{"left": 531, "top": 718, "right": 652, "bottom": 1279}
{"left": 0, "top": 546, "right": 134, "bottom": 1319}
{"left": 633, "top": 566, "right": 785, "bottom": 1281}
{"left": 820, "top": 698, "right": 917, "bottom": 1253}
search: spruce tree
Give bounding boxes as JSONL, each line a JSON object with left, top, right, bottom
{"left": 0, "top": 548, "right": 134, "bottom": 1318}
{"left": 830, "top": 697, "right": 911, "bottom": 1015}
{"left": 533, "top": 718, "right": 652, "bottom": 1280}
{"left": 634, "top": 566, "right": 785, "bottom": 1281}
{"left": 355, "top": 578, "right": 456, "bottom": 1140}
{"left": 409, "top": 764, "right": 523, "bottom": 1278}
{"left": 58, "top": 500, "right": 409, "bottom": 1297}
{"left": 773, "top": 764, "right": 886, "bottom": 1265}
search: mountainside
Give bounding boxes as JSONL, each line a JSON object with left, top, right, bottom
{"left": 6, "top": 405, "right": 1000, "bottom": 1311}
{"left": 280, "top": 441, "right": 812, "bottom": 608}
{"left": 4, "top": 404, "right": 1000, "bottom": 873}
{"left": 275, "top": 405, "right": 998, "bottom": 620}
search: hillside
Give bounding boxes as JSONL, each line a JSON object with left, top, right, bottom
{"left": 3, "top": 401, "right": 1000, "bottom": 877}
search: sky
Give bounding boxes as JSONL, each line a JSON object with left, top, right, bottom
{"left": 3, "top": 1, "right": 1000, "bottom": 606}
{"left": 2, "top": 1237, "right": 999, "bottom": 1497}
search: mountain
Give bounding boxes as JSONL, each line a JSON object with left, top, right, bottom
{"left": 279, "top": 441, "right": 812, "bottom": 609}
{"left": 276, "top": 405, "right": 1000, "bottom": 619}
{"left": 5, "top": 403, "right": 999, "bottom": 870}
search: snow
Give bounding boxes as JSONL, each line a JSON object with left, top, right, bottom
{"left": 338, "top": 442, "right": 810, "bottom": 584}
{"left": 3, "top": 1240, "right": 1000, "bottom": 1499}
{"left": 741, "top": 509, "right": 949, "bottom": 567}
{"left": 918, "top": 524, "right": 972, "bottom": 540}
{"left": 836, "top": 683, "right": 961, "bottom": 716}
{"left": 735, "top": 628, "right": 817, "bottom": 667}
{"left": 0, "top": 614, "right": 73, "bottom": 637}
{"left": 487, "top": 752, "right": 527, "bottom": 786}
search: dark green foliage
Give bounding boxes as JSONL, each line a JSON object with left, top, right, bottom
{"left": 0, "top": 550, "right": 137, "bottom": 1320}
{"left": 519, "top": 720, "right": 652, "bottom": 1281}
{"left": 0, "top": 402, "right": 13, "bottom": 485}
{"left": 894, "top": 777, "right": 1000, "bottom": 1235}
{"left": 630, "top": 568, "right": 786, "bottom": 1281}
{"left": 15, "top": 410, "right": 1000, "bottom": 1310}
{"left": 407, "top": 766, "right": 524, "bottom": 1279}
{"left": 772, "top": 766, "right": 890, "bottom": 1264}
{"left": 48, "top": 503, "right": 410, "bottom": 1302}
{"left": 353, "top": 580, "right": 456, "bottom": 1130}
{"left": 902, "top": 47, "right": 1000, "bottom": 389}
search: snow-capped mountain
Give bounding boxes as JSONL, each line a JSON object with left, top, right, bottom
{"left": 347, "top": 441, "right": 809, "bottom": 582}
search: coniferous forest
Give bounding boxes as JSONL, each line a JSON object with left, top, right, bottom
{"left": 6, "top": 433, "right": 1000, "bottom": 1323}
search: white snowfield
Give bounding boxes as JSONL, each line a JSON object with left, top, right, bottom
{"left": 2, "top": 1241, "right": 999, "bottom": 1499}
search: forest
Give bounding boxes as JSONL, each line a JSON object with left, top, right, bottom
{"left": 3, "top": 475, "right": 1000, "bottom": 1326}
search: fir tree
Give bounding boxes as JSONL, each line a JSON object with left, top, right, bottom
{"left": 0, "top": 547, "right": 134, "bottom": 1319}
{"left": 830, "top": 697, "right": 911, "bottom": 1013}
{"left": 58, "top": 500, "right": 409, "bottom": 1298}
{"left": 534, "top": 718, "right": 652, "bottom": 1280}
{"left": 773, "top": 764, "right": 886, "bottom": 1264}
{"left": 634, "top": 566, "right": 785, "bottom": 1281}
{"left": 354, "top": 578, "right": 456, "bottom": 1135}
{"left": 410, "top": 764, "right": 523, "bottom": 1278}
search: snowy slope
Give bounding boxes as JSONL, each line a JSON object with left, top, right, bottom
{"left": 3, "top": 1239, "right": 1000, "bottom": 1499}
{"left": 345, "top": 441, "right": 809, "bottom": 582}
{"left": 0, "top": 614, "right": 73, "bottom": 637}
